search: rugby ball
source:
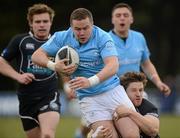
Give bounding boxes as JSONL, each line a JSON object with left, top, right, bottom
{"left": 55, "top": 45, "right": 79, "bottom": 66}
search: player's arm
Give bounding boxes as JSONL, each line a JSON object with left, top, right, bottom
{"left": 0, "top": 57, "right": 34, "bottom": 84}
{"left": 141, "top": 59, "right": 161, "bottom": 84}
{"left": 62, "top": 75, "right": 76, "bottom": 100}
{"left": 130, "top": 111, "right": 159, "bottom": 137}
{"left": 128, "top": 109, "right": 159, "bottom": 137}
{"left": 0, "top": 57, "right": 19, "bottom": 80}
{"left": 69, "top": 56, "right": 119, "bottom": 89}
{"left": 141, "top": 59, "right": 171, "bottom": 96}
{"left": 32, "top": 48, "right": 50, "bottom": 68}
{"left": 97, "top": 56, "right": 119, "bottom": 81}
{"left": 32, "top": 48, "right": 76, "bottom": 75}
{"left": 114, "top": 105, "right": 159, "bottom": 137}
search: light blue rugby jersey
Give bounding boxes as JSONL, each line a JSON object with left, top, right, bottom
{"left": 42, "top": 25, "right": 120, "bottom": 100}
{"left": 109, "top": 30, "right": 150, "bottom": 77}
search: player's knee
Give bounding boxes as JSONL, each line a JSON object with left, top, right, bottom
{"left": 81, "top": 125, "right": 90, "bottom": 136}
{"left": 147, "top": 127, "right": 159, "bottom": 137}
{"left": 41, "top": 131, "right": 54, "bottom": 138}
{"left": 121, "top": 129, "right": 140, "bottom": 138}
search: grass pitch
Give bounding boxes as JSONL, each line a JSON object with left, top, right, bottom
{"left": 0, "top": 115, "right": 179, "bottom": 138}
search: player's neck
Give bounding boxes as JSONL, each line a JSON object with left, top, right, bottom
{"left": 29, "top": 31, "right": 50, "bottom": 40}
{"left": 113, "top": 29, "right": 128, "bottom": 38}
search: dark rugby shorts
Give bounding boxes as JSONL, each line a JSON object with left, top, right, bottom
{"left": 19, "top": 91, "right": 61, "bottom": 131}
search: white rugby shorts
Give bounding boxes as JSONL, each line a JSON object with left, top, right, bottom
{"left": 78, "top": 85, "right": 135, "bottom": 126}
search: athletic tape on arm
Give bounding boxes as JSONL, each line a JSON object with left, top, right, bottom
{"left": 88, "top": 75, "right": 100, "bottom": 87}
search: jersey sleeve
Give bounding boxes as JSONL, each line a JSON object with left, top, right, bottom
{"left": 1, "top": 35, "right": 22, "bottom": 61}
{"left": 99, "top": 34, "right": 118, "bottom": 59}
{"left": 41, "top": 32, "right": 63, "bottom": 56}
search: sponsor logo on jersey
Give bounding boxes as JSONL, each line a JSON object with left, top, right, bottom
{"left": 27, "top": 55, "right": 53, "bottom": 75}
{"left": 26, "top": 43, "right": 35, "bottom": 50}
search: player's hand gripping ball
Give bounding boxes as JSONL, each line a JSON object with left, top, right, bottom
{"left": 55, "top": 45, "right": 79, "bottom": 66}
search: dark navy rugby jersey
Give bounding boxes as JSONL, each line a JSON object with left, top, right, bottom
{"left": 1, "top": 32, "right": 58, "bottom": 97}
{"left": 136, "top": 99, "right": 160, "bottom": 138}
{"left": 136, "top": 99, "right": 159, "bottom": 117}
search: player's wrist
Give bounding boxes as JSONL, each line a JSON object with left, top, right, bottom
{"left": 63, "top": 82, "right": 71, "bottom": 92}
{"left": 47, "top": 60, "right": 56, "bottom": 71}
{"left": 156, "top": 81, "right": 162, "bottom": 86}
{"left": 88, "top": 75, "right": 100, "bottom": 87}
{"left": 149, "top": 74, "right": 158, "bottom": 81}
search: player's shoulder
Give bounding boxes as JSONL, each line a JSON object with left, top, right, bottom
{"left": 10, "top": 33, "right": 29, "bottom": 42}
{"left": 93, "top": 26, "right": 112, "bottom": 40}
{"left": 140, "top": 99, "right": 158, "bottom": 114}
{"left": 53, "top": 28, "right": 72, "bottom": 39}
{"left": 14, "top": 32, "right": 29, "bottom": 38}
{"left": 108, "top": 30, "right": 114, "bottom": 36}
{"left": 142, "top": 99, "right": 157, "bottom": 107}
{"left": 138, "top": 99, "right": 157, "bottom": 111}
{"left": 6, "top": 33, "right": 29, "bottom": 47}
{"left": 129, "top": 29, "right": 145, "bottom": 38}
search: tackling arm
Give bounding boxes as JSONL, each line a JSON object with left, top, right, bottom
{"left": 129, "top": 111, "right": 159, "bottom": 137}
{"left": 115, "top": 105, "right": 159, "bottom": 137}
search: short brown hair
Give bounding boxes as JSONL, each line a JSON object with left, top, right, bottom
{"left": 120, "top": 72, "right": 147, "bottom": 90}
{"left": 70, "top": 8, "right": 93, "bottom": 25}
{"left": 112, "top": 3, "right": 133, "bottom": 15}
{"left": 27, "top": 3, "right": 55, "bottom": 24}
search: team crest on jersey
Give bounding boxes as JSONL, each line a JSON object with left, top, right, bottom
{"left": 93, "top": 50, "right": 99, "bottom": 56}
{"left": 26, "top": 43, "right": 35, "bottom": 50}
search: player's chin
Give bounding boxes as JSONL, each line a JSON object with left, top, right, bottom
{"left": 37, "top": 33, "right": 48, "bottom": 39}
{"left": 134, "top": 101, "right": 141, "bottom": 107}
{"left": 79, "top": 39, "right": 88, "bottom": 44}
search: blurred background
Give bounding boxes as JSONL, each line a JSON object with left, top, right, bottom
{"left": 0, "top": 0, "right": 180, "bottom": 137}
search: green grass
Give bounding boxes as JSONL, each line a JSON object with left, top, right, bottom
{"left": 159, "top": 114, "right": 180, "bottom": 138}
{"left": 0, "top": 116, "right": 81, "bottom": 138}
{"left": 0, "top": 115, "right": 179, "bottom": 138}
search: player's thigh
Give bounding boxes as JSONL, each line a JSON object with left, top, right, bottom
{"left": 38, "top": 111, "right": 60, "bottom": 131}
{"left": 25, "top": 127, "right": 41, "bottom": 138}
{"left": 91, "top": 120, "right": 119, "bottom": 138}
{"left": 115, "top": 117, "right": 139, "bottom": 138}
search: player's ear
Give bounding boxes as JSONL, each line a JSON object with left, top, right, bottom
{"left": 130, "top": 16, "right": 134, "bottom": 24}
{"left": 28, "top": 20, "right": 33, "bottom": 28}
{"left": 130, "top": 17, "right": 134, "bottom": 24}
